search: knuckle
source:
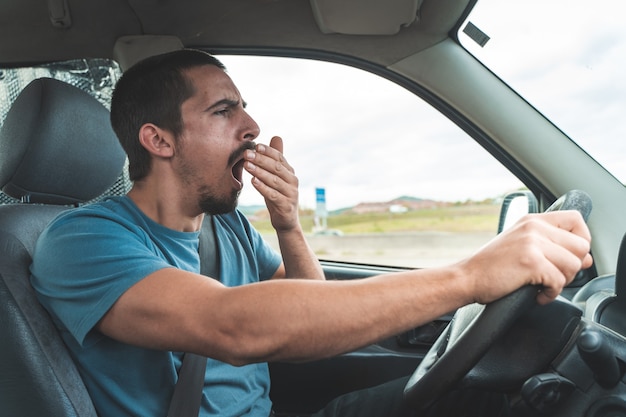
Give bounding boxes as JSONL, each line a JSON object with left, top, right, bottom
{"left": 268, "top": 189, "right": 279, "bottom": 201}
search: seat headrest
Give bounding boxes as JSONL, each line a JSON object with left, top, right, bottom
{"left": 0, "top": 78, "right": 126, "bottom": 205}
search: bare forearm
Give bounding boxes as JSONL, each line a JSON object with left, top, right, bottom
{"left": 276, "top": 227, "right": 325, "bottom": 280}
{"left": 206, "top": 266, "right": 470, "bottom": 364}
{"left": 100, "top": 266, "right": 468, "bottom": 366}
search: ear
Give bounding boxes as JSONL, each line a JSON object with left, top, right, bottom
{"left": 138, "top": 123, "right": 175, "bottom": 158}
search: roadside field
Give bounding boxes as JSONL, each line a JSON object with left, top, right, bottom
{"left": 251, "top": 203, "right": 501, "bottom": 268}
{"left": 250, "top": 203, "right": 501, "bottom": 234}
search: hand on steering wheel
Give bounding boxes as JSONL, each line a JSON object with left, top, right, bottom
{"left": 403, "top": 190, "right": 592, "bottom": 411}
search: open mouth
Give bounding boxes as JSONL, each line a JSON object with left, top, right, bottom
{"left": 232, "top": 158, "right": 245, "bottom": 188}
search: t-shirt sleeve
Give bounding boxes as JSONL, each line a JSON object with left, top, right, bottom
{"left": 30, "top": 209, "right": 172, "bottom": 346}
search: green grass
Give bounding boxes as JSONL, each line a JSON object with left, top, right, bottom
{"left": 249, "top": 203, "right": 501, "bottom": 234}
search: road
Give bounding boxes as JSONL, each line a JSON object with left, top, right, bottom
{"left": 262, "top": 231, "right": 496, "bottom": 268}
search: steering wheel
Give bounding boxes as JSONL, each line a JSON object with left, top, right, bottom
{"left": 403, "top": 190, "right": 592, "bottom": 411}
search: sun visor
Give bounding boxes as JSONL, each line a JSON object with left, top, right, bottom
{"left": 310, "top": 0, "right": 422, "bottom": 35}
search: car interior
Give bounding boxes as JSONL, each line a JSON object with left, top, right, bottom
{"left": 0, "top": 78, "right": 126, "bottom": 416}
{"left": 2, "top": 0, "right": 626, "bottom": 416}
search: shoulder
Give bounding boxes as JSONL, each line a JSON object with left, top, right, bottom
{"left": 34, "top": 197, "right": 156, "bottom": 266}
{"left": 44, "top": 197, "right": 143, "bottom": 237}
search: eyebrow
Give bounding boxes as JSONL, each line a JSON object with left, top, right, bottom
{"left": 206, "top": 98, "right": 248, "bottom": 112}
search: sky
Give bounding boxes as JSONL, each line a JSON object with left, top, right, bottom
{"left": 218, "top": 0, "right": 626, "bottom": 211}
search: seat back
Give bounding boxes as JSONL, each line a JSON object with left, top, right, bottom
{"left": 0, "top": 78, "right": 126, "bottom": 416}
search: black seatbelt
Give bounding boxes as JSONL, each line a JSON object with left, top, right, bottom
{"left": 166, "top": 353, "right": 207, "bottom": 417}
{"left": 167, "top": 216, "right": 219, "bottom": 417}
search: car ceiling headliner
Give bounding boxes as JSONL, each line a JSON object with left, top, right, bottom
{"left": 0, "top": 0, "right": 472, "bottom": 68}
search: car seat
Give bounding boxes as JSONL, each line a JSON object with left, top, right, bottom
{"left": 0, "top": 78, "right": 126, "bottom": 416}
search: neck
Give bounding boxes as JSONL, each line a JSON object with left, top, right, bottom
{"left": 127, "top": 179, "right": 204, "bottom": 232}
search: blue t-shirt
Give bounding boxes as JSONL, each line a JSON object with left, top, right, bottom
{"left": 30, "top": 196, "right": 282, "bottom": 417}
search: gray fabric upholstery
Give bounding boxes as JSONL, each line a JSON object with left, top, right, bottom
{"left": 0, "top": 205, "right": 97, "bottom": 417}
{"left": 0, "top": 77, "right": 125, "bottom": 204}
{"left": 0, "top": 78, "right": 126, "bottom": 416}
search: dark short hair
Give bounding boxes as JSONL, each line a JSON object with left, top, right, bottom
{"left": 110, "top": 49, "right": 226, "bottom": 181}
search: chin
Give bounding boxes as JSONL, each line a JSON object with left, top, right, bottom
{"left": 200, "top": 191, "right": 240, "bottom": 215}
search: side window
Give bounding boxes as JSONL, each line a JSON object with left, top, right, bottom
{"left": 220, "top": 56, "right": 525, "bottom": 268}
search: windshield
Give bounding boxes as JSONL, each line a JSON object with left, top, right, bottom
{"left": 459, "top": 0, "right": 626, "bottom": 185}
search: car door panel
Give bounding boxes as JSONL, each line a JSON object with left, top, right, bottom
{"left": 269, "top": 261, "right": 453, "bottom": 414}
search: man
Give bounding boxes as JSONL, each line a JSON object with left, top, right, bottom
{"left": 30, "top": 49, "right": 592, "bottom": 417}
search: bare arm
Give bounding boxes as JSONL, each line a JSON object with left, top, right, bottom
{"left": 99, "top": 263, "right": 470, "bottom": 366}
{"left": 97, "top": 210, "right": 592, "bottom": 366}
{"left": 245, "top": 136, "right": 324, "bottom": 280}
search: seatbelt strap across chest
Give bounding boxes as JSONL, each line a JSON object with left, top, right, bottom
{"left": 167, "top": 216, "right": 219, "bottom": 417}
{"left": 167, "top": 353, "right": 207, "bottom": 417}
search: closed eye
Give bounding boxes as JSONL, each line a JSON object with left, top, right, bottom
{"left": 207, "top": 98, "right": 245, "bottom": 116}
{"left": 213, "top": 108, "right": 231, "bottom": 116}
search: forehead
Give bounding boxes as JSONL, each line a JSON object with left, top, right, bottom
{"left": 184, "top": 65, "right": 240, "bottom": 103}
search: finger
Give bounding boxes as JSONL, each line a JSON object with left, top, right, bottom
{"left": 248, "top": 164, "right": 298, "bottom": 199}
{"left": 540, "top": 210, "right": 591, "bottom": 242}
{"left": 581, "top": 252, "right": 594, "bottom": 270}
{"left": 541, "top": 212, "right": 593, "bottom": 276}
{"left": 531, "top": 255, "right": 569, "bottom": 305}
{"left": 518, "top": 212, "right": 592, "bottom": 273}
{"left": 250, "top": 174, "right": 282, "bottom": 203}
{"left": 246, "top": 143, "right": 295, "bottom": 181}
{"left": 531, "top": 235, "right": 587, "bottom": 303}
{"left": 536, "top": 287, "right": 562, "bottom": 305}
{"left": 244, "top": 151, "right": 291, "bottom": 187}
{"left": 249, "top": 170, "right": 299, "bottom": 227}
{"left": 256, "top": 137, "right": 288, "bottom": 167}
{"left": 546, "top": 226, "right": 591, "bottom": 269}
{"left": 243, "top": 149, "right": 298, "bottom": 200}
{"left": 269, "top": 135, "right": 283, "bottom": 154}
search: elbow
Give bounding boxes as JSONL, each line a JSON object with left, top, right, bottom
{"left": 205, "top": 324, "right": 283, "bottom": 366}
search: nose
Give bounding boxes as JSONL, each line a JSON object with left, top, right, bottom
{"left": 241, "top": 110, "right": 260, "bottom": 142}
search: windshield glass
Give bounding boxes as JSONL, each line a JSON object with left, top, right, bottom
{"left": 459, "top": 0, "right": 626, "bottom": 185}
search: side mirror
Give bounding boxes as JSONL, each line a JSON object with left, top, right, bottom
{"left": 497, "top": 190, "right": 538, "bottom": 233}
